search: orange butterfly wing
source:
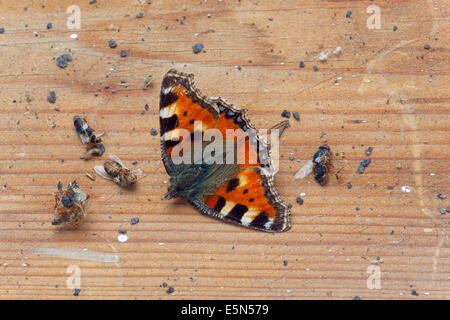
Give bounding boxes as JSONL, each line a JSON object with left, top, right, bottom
{"left": 160, "top": 69, "right": 291, "bottom": 232}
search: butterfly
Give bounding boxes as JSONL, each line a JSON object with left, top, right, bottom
{"left": 159, "top": 69, "right": 291, "bottom": 232}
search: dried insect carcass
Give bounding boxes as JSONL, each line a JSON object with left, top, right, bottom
{"left": 312, "top": 144, "right": 332, "bottom": 185}
{"left": 53, "top": 181, "right": 89, "bottom": 228}
{"left": 294, "top": 144, "right": 333, "bottom": 186}
{"left": 94, "top": 154, "right": 145, "bottom": 187}
{"left": 73, "top": 115, "right": 105, "bottom": 159}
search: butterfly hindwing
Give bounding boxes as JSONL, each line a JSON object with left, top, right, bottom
{"left": 198, "top": 167, "right": 290, "bottom": 232}
{"left": 159, "top": 69, "right": 291, "bottom": 232}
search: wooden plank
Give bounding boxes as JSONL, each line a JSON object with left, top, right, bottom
{"left": 0, "top": 0, "right": 448, "bottom": 299}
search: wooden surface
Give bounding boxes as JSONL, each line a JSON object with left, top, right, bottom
{"left": 0, "top": 0, "right": 448, "bottom": 300}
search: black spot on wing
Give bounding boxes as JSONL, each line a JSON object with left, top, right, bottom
{"left": 160, "top": 90, "right": 178, "bottom": 109}
{"left": 214, "top": 196, "right": 226, "bottom": 212}
{"left": 250, "top": 211, "right": 269, "bottom": 229}
{"left": 164, "top": 139, "right": 180, "bottom": 150}
{"left": 226, "top": 178, "right": 239, "bottom": 192}
{"left": 225, "top": 204, "right": 248, "bottom": 222}
{"left": 160, "top": 114, "right": 178, "bottom": 135}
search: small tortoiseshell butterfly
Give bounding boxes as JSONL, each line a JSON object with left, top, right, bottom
{"left": 159, "top": 69, "right": 291, "bottom": 232}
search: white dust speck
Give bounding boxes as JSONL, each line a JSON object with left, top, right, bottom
{"left": 118, "top": 234, "right": 128, "bottom": 242}
{"left": 401, "top": 186, "right": 411, "bottom": 193}
{"left": 70, "top": 33, "right": 78, "bottom": 39}
{"left": 424, "top": 228, "right": 433, "bottom": 233}
{"left": 17, "top": 153, "right": 26, "bottom": 157}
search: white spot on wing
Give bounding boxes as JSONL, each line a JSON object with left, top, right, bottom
{"left": 160, "top": 102, "right": 178, "bottom": 118}
{"left": 241, "top": 208, "right": 260, "bottom": 226}
{"left": 162, "top": 128, "right": 183, "bottom": 141}
{"left": 264, "top": 219, "right": 274, "bottom": 230}
{"left": 220, "top": 201, "right": 236, "bottom": 216}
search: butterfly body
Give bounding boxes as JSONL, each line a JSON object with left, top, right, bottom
{"left": 159, "top": 69, "right": 291, "bottom": 232}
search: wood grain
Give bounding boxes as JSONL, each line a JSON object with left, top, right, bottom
{"left": 0, "top": 0, "right": 448, "bottom": 299}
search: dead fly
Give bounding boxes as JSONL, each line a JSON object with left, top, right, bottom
{"left": 73, "top": 115, "right": 105, "bottom": 159}
{"left": 94, "top": 154, "right": 145, "bottom": 187}
{"left": 312, "top": 144, "right": 332, "bottom": 185}
{"left": 294, "top": 144, "right": 333, "bottom": 186}
{"left": 53, "top": 181, "right": 89, "bottom": 228}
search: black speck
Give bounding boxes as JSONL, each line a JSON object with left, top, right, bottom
{"left": 56, "top": 54, "right": 72, "bottom": 68}
{"left": 424, "top": 44, "right": 430, "bottom": 50}
{"left": 393, "top": 26, "right": 398, "bottom": 32}
{"left": 299, "top": 61, "right": 305, "bottom": 68}
{"left": 347, "top": 182, "right": 352, "bottom": 189}
{"left": 108, "top": 40, "right": 117, "bottom": 48}
{"left": 293, "top": 112, "right": 300, "bottom": 120}
{"left": 118, "top": 229, "right": 127, "bottom": 234}
{"left": 192, "top": 43, "right": 204, "bottom": 54}
{"left": 281, "top": 110, "right": 291, "bottom": 119}
{"left": 289, "top": 156, "right": 294, "bottom": 161}
{"left": 120, "top": 50, "right": 127, "bottom": 57}
{"left": 360, "top": 159, "right": 371, "bottom": 167}
{"left": 296, "top": 197, "right": 304, "bottom": 205}
{"left": 283, "top": 260, "right": 288, "bottom": 266}
{"left": 144, "top": 104, "right": 149, "bottom": 111}
{"left": 346, "top": 11, "right": 352, "bottom": 18}
{"left": 358, "top": 159, "right": 371, "bottom": 173}
{"left": 365, "top": 146, "right": 374, "bottom": 156}
{"left": 131, "top": 161, "right": 138, "bottom": 165}
{"left": 130, "top": 217, "right": 140, "bottom": 225}
{"left": 136, "top": 12, "right": 144, "bottom": 19}
{"left": 150, "top": 128, "right": 158, "bottom": 136}
{"left": 352, "top": 296, "right": 361, "bottom": 300}
{"left": 46, "top": 23, "right": 52, "bottom": 30}
{"left": 439, "top": 208, "right": 446, "bottom": 215}
{"left": 0, "top": 28, "right": 4, "bottom": 34}
{"left": 47, "top": 91, "right": 56, "bottom": 103}
{"left": 61, "top": 54, "right": 72, "bottom": 62}
{"left": 355, "top": 207, "right": 360, "bottom": 211}
{"left": 411, "top": 289, "right": 419, "bottom": 296}
{"left": 387, "top": 186, "right": 394, "bottom": 190}
{"left": 73, "top": 288, "right": 80, "bottom": 296}
{"left": 313, "top": 66, "right": 319, "bottom": 72}
{"left": 166, "top": 286, "right": 175, "bottom": 294}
